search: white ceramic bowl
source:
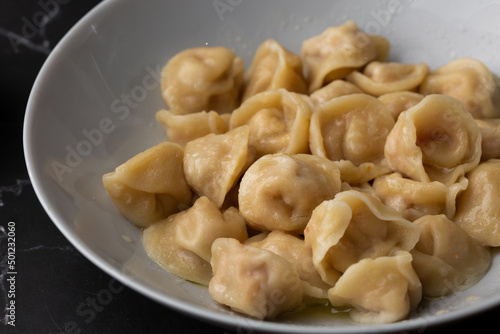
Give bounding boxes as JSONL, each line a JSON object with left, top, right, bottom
{"left": 24, "top": 0, "right": 500, "bottom": 332}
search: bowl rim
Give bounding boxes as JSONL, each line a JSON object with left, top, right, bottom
{"left": 22, "top": 0, "right": 500, "bottom": 332}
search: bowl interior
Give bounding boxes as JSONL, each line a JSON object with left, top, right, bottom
{"left": 24, "top": 0, "right": 500, "bottom": 332}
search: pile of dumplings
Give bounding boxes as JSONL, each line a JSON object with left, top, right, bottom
{"left": 102, "top": 21, "right": 500, "bottom": 324}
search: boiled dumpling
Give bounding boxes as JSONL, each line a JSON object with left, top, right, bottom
{"left": 142, "top": 214, "right": 212, "bottom": 285}
{"left": 242, "top": 39, "right": 307, "bottom": 100}
{"left": 454, "top": 159, "right": 500, "bottom": 246}
{"left": 410, "top": 215, "right": 491, "bottom": 297}
{"left": 309, "top": 93, "right": 395, "bottom": 166}
{"left": 143, "top": 197, "right": 247, "bottom": 286}
{"left": 174, "top": 196, "right": 248, "bottom": 262}
{"left": 229, "top": 89, "right": 311, "bottom": 157}
{"left": 246, "top": 231, "right": 331, "bottom": 301}
{"left": 332, "top": 159, "right": 392, "bottom": 185}
{"left": 183, "top": 126, "right": 252, "bottom": 208}
{"left": 209, "top": 238, "right": 303, "bottom": 319}
{"left": 309, "top": 79, "right": 363, "bottom": 106}
{"left": 384, "top": 94, "right": 482, "bottom": 185}
{"left": 161, "top": 47, "right": 244, "bottom": 114}
{"left": 372, "top": 173, "right": 468, "bottom": 221}
{"left": 155, "top": 109, "right": 228, "bottom": 147}
{"left": 346, "top": 61, "right": 429, "bottom": 97}
{"left": 328, "top": 251, "right": 422, "bottom": 324}
{"left": 238, "top": 153, "right": 341, "bottom": 235}
{"left": 475, "top": 118, "right": 500, "bottom": 160}
{"left": 420, "top": 58, "right": 498, "bottom": 118}
{"left": 102, "top": 142, "right": 192, "bottom": 228}
{"left": 302, "top": 20, "right": 390, "bottom": 93}
{"left": 378, "top": 91, "right": 425, "bottom": 120}
{"left": 304, "top": 190, "right": 420, "bottom": 285}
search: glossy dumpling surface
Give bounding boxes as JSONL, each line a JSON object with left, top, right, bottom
{"left": 309, "top": 79, "right": 363, "bottom": 106}
{"left": 454, "top": 159, "right": 500, "bottom": 246}
{"left": 378, "top": 91, "right": 425, "bottom": 120}
{"left": 384, "top": 94, "right": 482, "bottom": 185}
{"left": 411, "top": 215, "right": 491, "bottom": 297}
{"left": 102, "top": 142, "right": 192, "bottom": 227}
{"left": 230, "top": 89, "right": 311, "bottom": 157}
{"left": 142, "top": 214, "right": 212, "bottom": 285}
{"left": 161, "top": 47, "right": 244, "bottom": 114}
{"left": 246, "top": 231, "right": 331, "bottom": 300}
{"left": 183, "top": 126, "right": 252, "bottom": 207}
{"left": 373, "top": 173, "right": 468, "bottom": 221}
{"left": 346, "top": 61, "right": 429, "bottom": 97}
{"left": 174, "top": 196, "right": 248, "bottom": 262}
{"left": 209, "top": 238, "right": 303, "bottom": 319}
{"left": 304, "top": 190, "right": 420, "bottom": 285}
{"left": 302, "top": 20, "right": 390, "bottom": 93}
{"left": 309, "top": 93, "right": 395, "bottom": 166}
{"left": 242, "top": 39, "right": 307, "bottom": 100}
{"left": 239, "top": 153, "right": 341, "bottom": 234}
{"left": 155, "top": 109, "right": 228, "bottom": 147}
{"left": 332, "top": 159, "right": 392, "bottom": 185}
{"left": 328, "top": 251, "right": 422, "bottom": 324}
{"left": 475, "top": 118, "right": 500, "bottom": 160}
{"left": 420, "top": 58, "right": 498, "bottom": 118}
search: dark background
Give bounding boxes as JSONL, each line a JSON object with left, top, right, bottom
{"left": 0, "top": 0, "right": 499, "bottom": 333}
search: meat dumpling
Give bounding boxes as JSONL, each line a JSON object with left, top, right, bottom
{"left": 410, "top": 215, "right": 491, "bottom": 297}
{"left": 161, "top": 47, "right": 244, "bottom": 114}
{"left": 332, "top": 159, "right": 392, "bottom": 185}
{"left": 102, "top": 142, "right": 192, "bottom": 228}
{"left": 155, "top": 109, "right": 228, "bottom": 147}
{"left": 378, "top": 91, "right": 425, "bottom": 121}
{"left": 475, "top": 118, "right": 500, "bottom": 160}
{"left": 304, "top": 190, "right": 420, "bottom": 285}
{"left": 372, "top": 173, "right": 468, "bottom": 221}
{"left": 454, "top": 159, "right": 500, "bottom": 246}
{"left": 238, "top": 153, "right": 341, "bottom": 235}
{"left": 302, "top": 20, "right": 390, "bottom": 93}
{"left": 309, "top": 79, "right": 363, "bottom": 106}
{"left": 209, "top": 238, "right": 303, "bottom": 319}
{"left": 174, "top": 196, "right": 248, "bottom": 262}
{"left": 246, "top": 231, "right": 331, "bottom": 301}
{"left": 309, "top": 93, "right": 395, "bottom": 166}
{"left": 346, "top": 61, "right": 429, "bottom": 97}
{"left": 143, "top": 197, "right": 247, "bottom": 286}
{"left": 384, "top": 94, "right": 482, "bottom": 185}
{"left": 183, "top": 126, "right": 253, "bottom": 208}
{"left": 328, "top": 251, "right": 422, "bottom": 324}
{"left": 242, "top": 39, "right": 307, "bottom": 101}
{"left": 142, "top": 214, "right": 212, "bottom": 286}
{"left": 229, "top": 89, "right": 312, "bottom": 158}
{"left": 420, "top": 58, "right": 498, "bottom": 119}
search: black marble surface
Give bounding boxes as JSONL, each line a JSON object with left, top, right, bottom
{"left": 1, "top": 1, "right": 500, "bottom": 333}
